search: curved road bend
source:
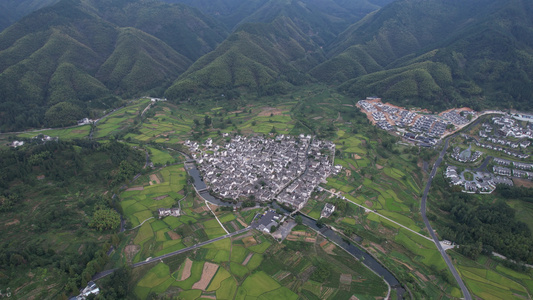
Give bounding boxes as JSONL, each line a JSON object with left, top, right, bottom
{"left": 421, "top": 138, "right": 472, "bottom": 300}
{"left": 92, "top": 227, "right": 251, "bottom": 281}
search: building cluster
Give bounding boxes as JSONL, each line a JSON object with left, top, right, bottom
{"left": 451, "top": 146, "right": 482, "bottom": 163}
{"left": 11, "top": 134, "right": 58, "bottom": 148}
{"left": 494, "top": 158, "right": 533, "bottom": 170}
{"left": 157, "top": 208, "right": 181, "bottom": 218}
{"left": 474, "top": 141, "right": 530, "bottom": 159}
{"left": 475, "top": 116, "right": 531, "bottom": 159}
{"left": 411, "top": 115, "right": 447, "bottom": 138}
{"left": 441, "top": 110, "right": 473, "bottom": 125}
{"left": 256, "top": 210, "right": 284, "bottom": 233}
{"left": 444, "top": 166, "right": 513, "bottom": 193}
{"left": 492, "top": 116, "right": 533, "bottom": 139}
{"left": 188, "top": 134, "right": 336, "bottom": 210}
{"left": 357, "top": 98, "right": 476, "bottom": 146}
{"left": 69, "top": 281, "right": 99, "bottom": 300}
{"left": 77, "top": 118, "right": 95, "bottom": 125}
{"left": 493, "top": 158, "right": 533, "bottom": 179}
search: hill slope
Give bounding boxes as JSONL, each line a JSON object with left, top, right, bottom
{"left": 312, "top": 0, "right": 533, "bottom": 111}
{"left": 0, "top": 0, "right": 60, "bottom": 31}
{"left": 0, "top": 0, "right": 226, "bottom": 131}
{"left": 164, "top": 0, "right": 386, "bottom": 100}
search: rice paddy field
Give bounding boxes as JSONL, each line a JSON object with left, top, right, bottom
{"left": 448, "top": 252, "right": 533, "bottom": 300}
{"left": 113, "top": 163, "right": 230, "bottom": 264}
{"left": 94, "top": 98, "right": 152, "bottom": 139}
{"left": 16, "top": 124, "right": 92, "bottom": 140}
{"left": 17, "top": 88, "right": 528, "bottom": 299}
{"left": 130, "top": 228, "right": 387, "bottom": 300}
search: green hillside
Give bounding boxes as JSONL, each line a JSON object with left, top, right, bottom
{"left": 165, "top": 16, "right": 325, "bottom": 100}
{"left": 164, "top": 0, "right": 387, "bottom": 100}
{"left": 0, "top": 0, "right": 223, "bottom": 131}
{"left": 88, "top": 0, "right": 228, "bottom": 61}
{"left": 0, "top": 0, "right": 60, "bottom": 31}
{"left": 2, "top": 0, "right": 533, "bottom": 131}
{"left": 313, "top": 0, "right": 533, "bottom": 111}
{"left": 170, "top": 0, "right": 381, "bottom": 33}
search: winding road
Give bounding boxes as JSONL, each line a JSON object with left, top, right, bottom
{"left": 420, "top": 137, "right": 472, "bottom": 300}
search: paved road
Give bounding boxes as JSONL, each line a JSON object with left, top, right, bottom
{"left": 420, "top": 137, "right": 472, "bottom": 300}
{"left": 474, "top": 155, "right": 493, "bottom": 172}
{"left": 92, "top": 227, "right": 251, "bottom": 281}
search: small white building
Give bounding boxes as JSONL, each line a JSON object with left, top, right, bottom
{"left": 321, "top": 203, "right": 335, "bottom": 218}
{"left": 158, "top": 208, "right": 181, "bottom": 218}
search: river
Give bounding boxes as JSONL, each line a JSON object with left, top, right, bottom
{"left": 185, "top": 162, "right": 405, "bottom": 299}
{"left": 185, "top": 162, "right": 236, "bottom": 207}
{"left": 299, "top": 214, "right": 405, "bottom": 299}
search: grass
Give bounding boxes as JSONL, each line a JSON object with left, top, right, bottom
{"left": 135, "top": 263, "right": 171, "bottom": 299}
{"left": 394, "top": 230, "right": 445, "bottom": 270}
{"left": 240, "top": 271, "right": 281, "bottom": 297}
{"left": 258, "top": 287, "right": 299, "bottom": 300}
{"left": 203, "top": 237, "right": 231, "bottom": 251}
{"left": 216, "top": 277, "right": 238, "bottom": 299}
{"left": 230, "top": 262, "right": 250, "bottom": 278}
{"left": 155, "top": 240, "right": 185, "bottom": 256}
{"left": 177, "top": 290, "right": 202, "bottom": 299}
{"left": 219, "top": 213, "right": 236, "bottom": 223}
{"left": 230, "top": 245, "right": 249, "bottom": 264}
{"left": 147, "top": 147, "right": 175, "bottom": 165}
{"left": 174, "top": 260, "right": 205, "bottom": 290}
{"left": 448, "top": 252, "right": 532, "bottom": 300}
{"left": 342, "top": 217, "right": 357, "bottom": 225}
{"left": 248, "top": 241, "right": 271, "bottom": 254}
{"left": 246, "top": 254, "right": 263, "bottom": 271}
{"left": 134, "top": 222, "right": 154, "bottom": 245}
{"left": 207, "top": 266, "right": 232, "bottom": 291}
{"left": 17, "top": 124, "right": 91, "bottom": 140}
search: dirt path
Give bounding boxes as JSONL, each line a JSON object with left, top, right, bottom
{"left": 192, "top": 262, "right": 219, "bottom": 290}
{"left": 242, "top": 253, "right": 253, "bottom": 266}
{"left": 126, "top": 186, "right": 144, "bottom": 191}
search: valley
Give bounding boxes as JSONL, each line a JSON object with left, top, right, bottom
{"left": 1, "top": 0, "right": 533, "bottom": 299}
{"left": 2, "top": 84, "right": 533, "bottom": 299}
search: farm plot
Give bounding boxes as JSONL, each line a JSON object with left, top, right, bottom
{"left": 120, "top": 164, "right": 221, "bottom": 262}
{"left": 394, "top": 230, "right": 445, "bottom": 270}
{"left": 17, "top": 125, "right": 91, "bottom": 140}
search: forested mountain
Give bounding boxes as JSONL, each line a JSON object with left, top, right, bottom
{"left": 164, "top": 16, "right": 325, "bottom": 100}
{"left": 312, "top": 0, "right": 533, "bottom": 111}
{"left": 0, "top": 0, "right": 227, "bottom": 131}
{"left": 164, "top": 0, "right": 386, "bottom": 100}
{"left": 2, "top": 0, "right": 533, "bottom": 131}
{"left": 0, "top": 0, "right": 60, "bottom": 31}
{"left": 167, "top": 0, "right": 388, "bottom": 32}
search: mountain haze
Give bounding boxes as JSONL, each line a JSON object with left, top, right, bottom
{"left": 0, "top": 0, "right": 61, "bottom": 32}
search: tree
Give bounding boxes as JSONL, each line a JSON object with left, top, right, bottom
{"left": 89, "top": 209, "right": 120, "bottom": 231}
{"left": 101, "top": 267, "right": 132, "bottom": 299}
{"left": 295, "top": 215, "right": 303, "bottom": 225}
{"left": 204, "top": 115, "right": 212, "bottom": 127}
